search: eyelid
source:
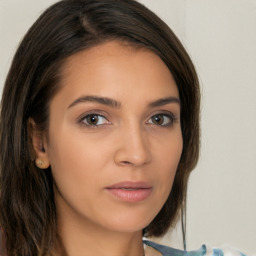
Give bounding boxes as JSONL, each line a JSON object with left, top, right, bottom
{"left": 146, "top": 111, "right": 178, "bottom": 126}
{"left": 77, "top": 110, "right": 110, "bottom": 127}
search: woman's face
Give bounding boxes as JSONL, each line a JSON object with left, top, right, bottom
{"left": 41, "top": 41, "right": 183, "bottom": 233}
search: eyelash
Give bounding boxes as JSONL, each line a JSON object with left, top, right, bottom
{"left": 147, "top": 113, "right": 176, "bottom": 127}
{"left": 78, "top": 112, "right": 110, "bottom": 128}
{"left": 78, "top": 112, "right": 177, "bottom": 128}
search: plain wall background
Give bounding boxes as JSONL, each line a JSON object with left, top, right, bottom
{"left": 0, "top": 0, "right": 255, "bottom": 254}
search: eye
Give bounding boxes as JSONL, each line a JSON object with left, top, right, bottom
{"left": 81, "top": 114, "right": 109, "bottom": 126}
{"left": 148, "top": 113, "right": 175, "bottom": 126}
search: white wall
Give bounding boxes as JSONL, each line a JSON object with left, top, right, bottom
{"left": 1, "top": 0, "right": 255, "bottom": 254}
{"left": 185, "top": 1, "right": 256, "bottom": 254}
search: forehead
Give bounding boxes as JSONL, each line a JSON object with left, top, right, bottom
{"left": 55, "top": 40, "right": 178, "bottom": 105}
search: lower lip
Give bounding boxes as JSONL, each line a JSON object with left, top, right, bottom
{"left": 105, "top": 188, "right": 152, "bottom": 202}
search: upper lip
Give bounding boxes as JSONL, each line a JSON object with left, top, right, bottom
{"left": 106, "top": 181, "right": 152, "bottom": 189}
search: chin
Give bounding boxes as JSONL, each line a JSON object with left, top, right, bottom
{"left": 98, "top": 211, "right": 154, "bottom": 234}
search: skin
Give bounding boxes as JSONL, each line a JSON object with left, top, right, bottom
{"left": 32, "top": 41, "right": 183, "bottom": 256}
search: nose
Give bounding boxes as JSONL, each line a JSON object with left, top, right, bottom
{"left": 114, "top": 124, "right": 152, "bottom": 167}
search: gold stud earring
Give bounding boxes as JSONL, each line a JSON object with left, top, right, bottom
{"left": 35, "top": 158, "right": 50, "bottom": 169}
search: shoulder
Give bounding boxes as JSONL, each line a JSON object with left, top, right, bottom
{"left": 143, "top": 240, "right": 206, "bottom": 256}
{"left": 204, "top": 246, "right": 247, "bottom": 256}
{"left": 143, "top": 240, "right": 248, "bottom": 256}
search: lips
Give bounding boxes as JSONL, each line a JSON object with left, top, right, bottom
{"left": 105, "top": 181, "right": 152, "bottom": 202}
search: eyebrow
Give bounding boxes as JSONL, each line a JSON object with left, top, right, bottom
{"left": 149, "top": 96, "right": 180, "bottom": 107}
{"left": 68, "top": 95, "right": 121, "bottom": 109}
{"left": 68, "top": 95, "right": 180, "bottom": 109}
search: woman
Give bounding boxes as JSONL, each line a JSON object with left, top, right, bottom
{"left": 0, "top": 0, "right": 201, "bottom": 255}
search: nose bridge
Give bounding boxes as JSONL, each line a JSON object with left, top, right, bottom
{"left": 114, "top": 120, "right": 151, "bottom": 166}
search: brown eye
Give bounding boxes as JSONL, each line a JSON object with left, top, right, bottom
{"left": 148, "top": 113, "right": 174, "bottom": 126}
{"left": 87, "top": 115, "right": 99, "bottom": 125}
{"left": 82, "top": 114, "right": 108, "bottom": 126}
{"left": 152, "top": 114, "right": 164, "bottom": 125}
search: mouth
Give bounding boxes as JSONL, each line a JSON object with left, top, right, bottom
{"left": 105, "top": 181, "right": 153, "bottom": 202}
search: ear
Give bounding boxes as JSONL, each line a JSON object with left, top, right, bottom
{"left": 28, "top": 118, "right": 50, "bottom": 169}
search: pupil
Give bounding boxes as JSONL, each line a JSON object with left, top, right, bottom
{"left": 89, "top": 115, "right": 98, "bottom": 124}
{"left": 153, "top": 115, "right": 163, "bottom": 124}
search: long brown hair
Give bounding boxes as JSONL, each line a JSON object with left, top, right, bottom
{"left": 0, "top": 0, "right": 200, "bottom": 255}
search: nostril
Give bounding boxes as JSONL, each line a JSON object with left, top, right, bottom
{"left": 121, "top": 161, "right": 132, "bottom": 165}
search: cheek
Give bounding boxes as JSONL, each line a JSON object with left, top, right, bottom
{"left": 46, "top": 131, "right": 110, "bottom": 197}
{"left": 48, "top": 124, "right": 110, "bottom": 169}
